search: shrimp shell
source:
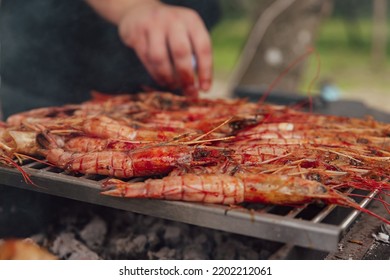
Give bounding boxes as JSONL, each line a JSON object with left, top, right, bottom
{"left": 102, "top": 173, "right": 334, "bottom": 205}
{"left": 46, "top": 145, "right": 230, "bottom": 178}
{"left": 82, "top": 115, "right": 179, "bottom": 141}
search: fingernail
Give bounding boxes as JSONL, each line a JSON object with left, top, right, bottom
{"left": 201, "top": 81, "right": 211, "bottom": 91}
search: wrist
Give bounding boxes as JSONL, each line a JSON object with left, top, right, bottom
{"left": 85, "top": 0, "right": 161, "bottom": 25}
{"left": 115, "top": 0, "right": 161, "bottom": 24}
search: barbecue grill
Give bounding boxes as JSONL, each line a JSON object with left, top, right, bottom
{"left": 0, "top": 90, "right": 389, "bottom": 259}
{"left": 0, "top": 159, "right": 377, "bottom": 253}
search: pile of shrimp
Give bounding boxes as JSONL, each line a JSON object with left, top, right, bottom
{"left": 1, "top": 91, "right": 389, "bottom": 224}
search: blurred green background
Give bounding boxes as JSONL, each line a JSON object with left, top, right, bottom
{"left": 210, "top": 0, "right": 390, "bottom": 112}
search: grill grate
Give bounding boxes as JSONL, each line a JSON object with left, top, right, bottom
{"left": 0, "top": 160, "right": 375, "bottom": 252}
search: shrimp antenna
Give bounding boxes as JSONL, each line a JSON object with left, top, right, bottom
{"left": 332, "top": 189, "right": 390, "bottom": 225}
{"left": 0, "top": 155, "right": 38, "bottom": 187}
{"left": 293, "top": 48, "right": 322, "bottom": 112}
{"left": 258, "top": 47, "right": 315, "bottom": 105}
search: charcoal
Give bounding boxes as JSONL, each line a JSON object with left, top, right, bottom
{"left": 193, "top": 232, "right": 211, "bottom": 249}
{"left": 213, "top": 241, "right": 237, "bottom": 259}
{"left": 106, "top": 235, "right": 133, "bottom": 258}
{"left": 29, "top": 233, "right": 46, "bottom": 245}
{"left": 132, "top": 235, "right": 148, "bottom": 254}
{"left": 79, "top": 216, "right": 107, "bottom": 251}
{"left": 237, "top": 246, "right": 260, "bottom": 260}
{"left": 150, "top": 246, "right": 177, "bottom": 260}
{"left": 107, "top": 234, "right": 148, "bottom": 259}
{"left": 163, "top": 226, "right": 182, "bottom": 246}
{"left": 12, "top": 201, "right": 278, "bottom": 260}
{"left": 183, "top": 245, "right": 209, "bottom": 260}
{"left": 51, "top": 232, "right": 100, "bottom": 260}
{"left": 147, "top": 232, "right": 160, "bottom": 250}
{"left": 141, "top": 215, "right": 157, "bottom": 227}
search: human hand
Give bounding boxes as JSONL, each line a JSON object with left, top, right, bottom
{"left": 117, "top": 1, "right": 212, "bottom": 98}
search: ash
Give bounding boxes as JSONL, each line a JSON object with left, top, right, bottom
{"left": 27, "top": 199, "right": 280, "bottom": 260}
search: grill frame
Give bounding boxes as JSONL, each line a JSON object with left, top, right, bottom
{"left": 0, "top": 160, "right": 376, "bottom": 252}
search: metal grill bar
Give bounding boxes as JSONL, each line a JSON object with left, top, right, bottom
{"left": 340, "top": 189, "right": 378, "bottom": 230}
{"left": 0, "top": 161, "right": 374, "bottom": 252}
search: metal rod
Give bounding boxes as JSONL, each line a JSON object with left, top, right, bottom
{"left": 340, "top": 190, "right": 378, "bottom": 230}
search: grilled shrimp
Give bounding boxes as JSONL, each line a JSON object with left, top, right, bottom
{"left": 82, "top": 115, "right": 180, "bottom": 141}
{"left": 102, "top": 173, "right": 347, "bottom": 205}
{"left": 5, "top": 105, "right": 81, "bottom": 126}
{"left": 46, "top": 145, "right": 231, "bottom": 178}
{"left": 63, "top": 136, "right": 148, "bottom": 153}
{"left": 0, "top": 126, "right": 45, "bottom": 157}
{"left": 102, "top": 173, "right": 390, "bottom": 224}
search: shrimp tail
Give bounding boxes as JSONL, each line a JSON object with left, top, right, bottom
{"left": 102, "top": 174, "right": 245, "bottom": 204}
{"left": 102, "top": 179, "right": 145, "bottom": 197}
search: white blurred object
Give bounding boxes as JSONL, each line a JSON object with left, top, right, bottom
{"left": 320, "top": 80, "right": 341, "bottom": 102}
{"left": 372, "top": 224, "right": 390, "bottom": 244}
{"left": 264, "top": 47, "right": 283, "bottom": 66}
{"left": 192, "top": 55, "right": 197, "bottom": 69}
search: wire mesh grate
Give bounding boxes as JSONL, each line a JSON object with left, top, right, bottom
{"left": 0, "top": 160, "right": 376, "bottom": 252}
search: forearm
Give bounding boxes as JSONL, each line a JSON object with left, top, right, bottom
{"left": 85, "top": 0, "right": 159, "bottom": 24}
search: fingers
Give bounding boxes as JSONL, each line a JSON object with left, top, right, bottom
{"left": 187, "top": 17, "right": 212, "bottom": 92}
{"left": 168, "top": 10, "right": 212, "bottom": 96}
{"left": 122, "top": 21, "right": 175, "bottom": 88}
{"left": 146, "top": 30, "right": 175, "bottom": 87}
{"left": 167, "top": 24, "right": 197, "bottom": 97}
{"left": 118, "top": 4, "right": 213, "bottom": 97}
